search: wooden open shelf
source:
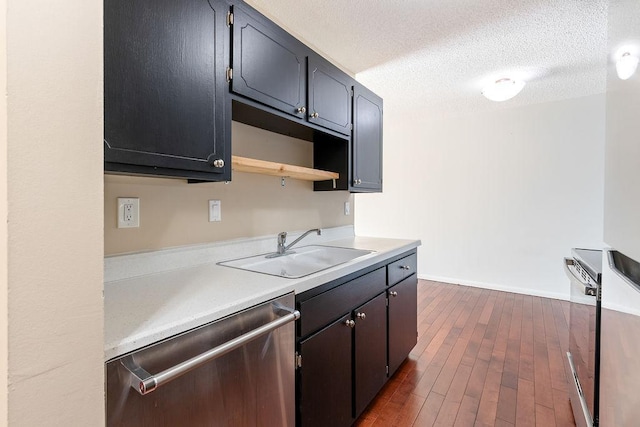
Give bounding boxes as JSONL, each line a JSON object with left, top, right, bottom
{"left": 232, "top": 156, "right": 339, "bottom": 182}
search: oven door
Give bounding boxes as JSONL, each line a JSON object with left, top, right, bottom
{"left": 564, "top": 258, "right": 600, "bottom": 427}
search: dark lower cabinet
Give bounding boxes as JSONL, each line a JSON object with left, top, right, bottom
{"left": 351, "top": 83, "right": 383, "bottom": 192}
{"left": 298, "top": 314, "right": 353, "bottom": 427}
{"left": 296, "top": 250, "right": 418, "bottom": 426}
{"left": 354, "top": 293, "right": 388, "bottom": 417}
{"left": 388, "top": 275, "right": 418, "bottom": 376}
{"left": 104, "top": 0, "right": 230, "bottom": 181}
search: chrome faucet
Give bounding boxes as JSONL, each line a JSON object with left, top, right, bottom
{"left": 271, "top": 228, "right": 322, "bottom": 257}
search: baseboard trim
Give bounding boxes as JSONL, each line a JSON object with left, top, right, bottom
{"left": 417, "top": 273, "right": 569, "bottom": 301}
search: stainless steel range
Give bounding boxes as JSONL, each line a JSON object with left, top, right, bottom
{"left": 564, "top": 248, "right": 603, "bottom": 427}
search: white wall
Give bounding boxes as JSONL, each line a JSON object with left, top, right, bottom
{"left": 355, "top": 94, "right": 605, "bottom": 300}
{"left": 5, "top": 0, "right": 104, "bottom": 424}
{"left": 603, "top": 0, "right": 640, "bottom": 262}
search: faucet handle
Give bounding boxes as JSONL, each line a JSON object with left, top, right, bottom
{"left": 277, "top": 232, "right": 287, "bottom": 244}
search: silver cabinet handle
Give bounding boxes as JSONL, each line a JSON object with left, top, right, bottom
{"left": 311, "top": 112, "right": 319, "bottom": 118}
{"left": 356, "top": 312, "right": 366, "bottom": 320}
{"left": 345, "top": 319, "right": 355, "bottom": 328}
{"left": 121, "top": 309, "right": 300, "bottom": 395}
{"left": 296, "top": 106, "right": 306, "bottom": 114}
{"left": 389, "top": 291, "right": 398, "bottom": 297}
{"left": 400, "top": 265, "right": 411, "bottom": 270}
{"left": 212, "top": 159, "right": 224, "bottom": 168}
{"left": 354, "top": 179, "right": 362, "bottom": 185}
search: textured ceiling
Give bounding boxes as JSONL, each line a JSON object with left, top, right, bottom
{"left": 245, "top": 0, "right": 608, "bottom": 117}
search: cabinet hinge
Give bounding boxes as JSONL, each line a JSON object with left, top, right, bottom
{"left": 226, "top": 67, "right": 233, "bottom": 82}
{"left": 227, "top": 11, "right": 234, "bottom": 26}
{"left": 295, "top": 352, "right": 302, "bottom": 369}
{"left": 386, "top": 365, "right": 389, "bottom": 375}
{"left": 386, "top": 297, "right": 389, "bottom": 307}
{"left": 351, "top": 89, "right": 354, "bottom": 97}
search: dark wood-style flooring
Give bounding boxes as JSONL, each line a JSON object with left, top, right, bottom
{"left": 355, "top": 280, "right": 576, "bottom": 427}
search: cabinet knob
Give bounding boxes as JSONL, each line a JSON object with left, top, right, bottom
{"left": 311, "top": 112, "right": 319, "bottom": 119}
{"left": 356, "top": 312, "right": 366, "bottom": 320}
{"left": 212, "top": 159, "right": 225, "bottom": 168}
{"left": 389, "top": 291, "right": 398, "bottom": 297}
{"left": 345, "top": 319, "right": 355, "bottom": 328}
{"left": 400, "top": 265, "right": 411, "bottom": 270}
{"left": 354, "top": 179, "right": 362, "bottom": 185}
{"left": 296, "top": 106, "right": 306, "bottom": 114}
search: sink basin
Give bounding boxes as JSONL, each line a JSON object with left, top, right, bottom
{"left": 218, "top": 245, "right": 373, "bottom": 278}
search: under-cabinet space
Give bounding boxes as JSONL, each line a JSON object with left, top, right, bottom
{"left": 232, "top": 156, "right": 338, "bottom": 183}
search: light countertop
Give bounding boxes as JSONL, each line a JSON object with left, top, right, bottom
{"left": 104, "top": 226, "right": 420, "bottom": 361}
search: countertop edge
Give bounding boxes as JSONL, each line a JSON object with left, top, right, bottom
{"left": 104, "top": 235, "right": 421, "bottom": 361}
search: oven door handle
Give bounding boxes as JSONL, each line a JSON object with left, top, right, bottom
{"left": 120, "top": 309, "right": 300, "bottom": 395}
{"left": 564, "top": 258, "right": 597, "bottom": 297}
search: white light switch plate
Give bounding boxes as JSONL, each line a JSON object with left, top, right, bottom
{"left": 209, "top": 200, "right": 221, "bottom": 222}
{"left": 344, "top": 201, "right": 351, "bottom": 216}
{"left": 117, "top": 197, "right": 140, "bottom": 228}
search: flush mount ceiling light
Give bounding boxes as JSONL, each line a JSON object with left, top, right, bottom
{"left": 616, "top": 52, "right": 639, "bottom": 80}
{"left": 481, "top": 78, "right": 525, "bottom": 102}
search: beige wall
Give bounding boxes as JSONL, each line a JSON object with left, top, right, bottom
{"left": 0, "top": 0, "right": 8, "bottom": 423}
{"left": 105, "top": 121, "right": 353, "bottom": 255}
{"left": 5, "top": 0, "right": 104, "bottom": 424}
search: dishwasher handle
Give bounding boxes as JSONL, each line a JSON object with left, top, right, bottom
{"left": 120, "top": 309, "right": 300, "bottom": 395}
{"left": 563, "top": 258, "right": 597, "bottom": 297}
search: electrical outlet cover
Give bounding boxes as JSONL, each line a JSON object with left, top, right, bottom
{"left": 118, "top": 197, "right": 140, "bottom": 228}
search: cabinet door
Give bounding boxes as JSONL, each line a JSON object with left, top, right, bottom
{"left": 104, "top": 0, "right": 229, "bottom": 179}
{"left": 388, "top": 275, "right": 418, "bottom": 376}
{"left": 232, "top": 5, "right": 308, "bottom": 119}
{"left": 354, "top": 293, "right": 388, "bottom": 417}
{"left": 298, "top": 314, "right": 353, "bottom": 427}
{"left": 352, "top": 83, "right": 383, "bottom": 192}
{"left": 307, "top": 56, "right": 353, "bottom": 135}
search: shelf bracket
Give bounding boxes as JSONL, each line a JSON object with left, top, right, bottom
{"left": 332, "top": 179, "right": 336, "bottom": 189}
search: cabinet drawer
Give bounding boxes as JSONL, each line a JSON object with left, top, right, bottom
{"left": 299, "top": 267, "right": 386, "bottom": 338}
{"left": 387, "top": 252, "right": 417, "bottom": 286}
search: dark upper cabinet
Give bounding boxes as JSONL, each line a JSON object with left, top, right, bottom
{"left": 388, "top": 275, "right": 418, "bottom": 376}
{"left": 231, "top": 4, "right": 308, "bottom": 119}
{"left": 104, "top": 0, "right": 230, "bottom": 181}
{"left": 307, "top": 56, "right": 353, "bottom": 136}
{"left": 298, "top": 314, "right": 353, "bottom": 427}
{"left": 353, "top": 293, "right": 388, "bottom": 418}
{"left": 351, "top": 83, "right": 383, "bottom": 192}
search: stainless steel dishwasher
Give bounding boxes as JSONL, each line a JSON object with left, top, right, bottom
{"left": 106, "top": 293, "right": 298, "bottom": 426}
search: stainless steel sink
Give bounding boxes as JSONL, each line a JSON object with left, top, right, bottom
{"left": 218, "top": 245, "right": 373, "bottom": 278}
